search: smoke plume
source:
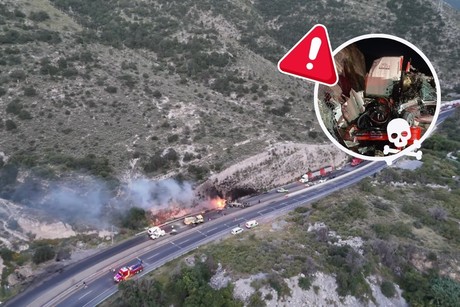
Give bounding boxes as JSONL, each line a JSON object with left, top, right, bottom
{"left": 4, "top": 174, "right": 197, "bottom": 228}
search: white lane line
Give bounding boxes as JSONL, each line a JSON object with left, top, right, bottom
{"left": 170, "top": 241, "right": 182, "bottom": 249}
{"left": 147, "top": 253, "right": 160, "bottom": 260}
{"left": 196, "top": 230, "right": 207, "bottom": 237}
{"left": 207, "top": 227, "right": 219, "bottom": 233}
{"left": 78, "top": 290, "right": 94, "bottom": 300}
{"left": 176, "top": 238, "right": 191, "bottom": 245}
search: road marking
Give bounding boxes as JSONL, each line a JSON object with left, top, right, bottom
{"left": 147, "top": 253, "right": 160, "bottom": 260}
{"left": 170, "top": 241, "right": 181, "bottom": 249}
{"left": 207, "top": 227, "right": 219, "bottom": 233}
{"left": 196, "top": 230, "right": 207, "bottom": 237}
{"left": 78, "top": 290, "right": 93, "bottom": 300}
{"left": 176, "top": 238, "right": 191, "bottom": 245}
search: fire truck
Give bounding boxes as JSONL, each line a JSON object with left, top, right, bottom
{"left": 113, "top": 259, "right": 143, "bottom": 283}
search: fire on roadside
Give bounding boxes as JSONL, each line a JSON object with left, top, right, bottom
{"left": 211, "top": 197, "right": 227, "bottom": 210}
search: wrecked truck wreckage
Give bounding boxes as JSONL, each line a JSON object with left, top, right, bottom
{"left": 318, "top": 47, "right": 437, "bottom": 157}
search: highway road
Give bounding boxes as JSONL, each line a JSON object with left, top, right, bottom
{"left": 5, "top": 107, "right": 457, "bottom": 307}
{"left": 59, "top": 161, "right": 386, "bottom": 307}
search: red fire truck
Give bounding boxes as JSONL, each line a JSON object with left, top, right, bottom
{"left": 113, "top": 259, "right": 143, "bottom": 283}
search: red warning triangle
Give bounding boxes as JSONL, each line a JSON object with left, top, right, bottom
{"left": 278, "top": 24, "right": 338, "bottom": 86}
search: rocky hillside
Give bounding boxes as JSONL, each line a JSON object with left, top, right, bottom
{"left": 0, "top": 0, "right": 459, "bottom": 182}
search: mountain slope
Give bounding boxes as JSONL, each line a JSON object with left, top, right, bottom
{"left": 0, "top": 0, "right": 459, "bottom": 180}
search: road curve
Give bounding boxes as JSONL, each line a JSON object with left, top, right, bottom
{"left": 6, "top": 107, "right": 457, "bottom": 307}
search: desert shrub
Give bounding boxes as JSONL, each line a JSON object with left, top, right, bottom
{"left": 308, "top": 130, "right": 318, "bottom": 139}
{"left": 298, "top": 276, "right": 312, "bottom": 290}
{"left": 105, "top": 86, "right": 118, "bottom": 93}
{"left": 62, "top": 67, "right": 78, "bottom": 78}
{"left": 5, "top": 119, "right": 17, "bottom": 131}
{"left": 343, "top": 198, "right": 367, "bottom": 220}
{"left": 6, "top": 100, "right": 22, "bottom": 115}
{"left": 152, "top": 90, "right": 162, "bottom": 98}
{"left": 398, "top": 267, "right": 432, "bottom": 305}
{"left": 29, "top": 11, "right": 50, "bottom": 22}
{"left": 247, "top": 291, "right": 266, "bottom": 307}
{"left": 0, "top": 248, "right": 13, "bottom": 262}
{"left": 326, "top": 245, "right": 370, "bottom": 298}
{"left": 119, "top": 207, "right": 148, "bottom": 230}
{"left": 163, "top": 148, "right": 178, "bottom": 162}
{"left": 40, "top": 63, "right": 59, "bottom": 75}
{"left": 18, "top": 110, "right": 32, "bottom": 120}
{"left": 167, "top": 134, "right": 179, "bottom": 143}
{"left": 372, "top": 222, "right": 412, "bottom": 239}
{"left": 33, "top": 245, "right": 55, "bottom": 264}
{"left": 9, "top": 69, "right": 26, "bottom": 81}
{"left": 430, "top": 277, "right": 460, "bottom": 307}
{"left": 23, "top": 86, "right": 37, "bottom": 96}
{"left": 182, "top": 152, "right": 195, "bottom": 162}
{"left": 381, "top": 281, "right": 396, "bottom": 298}
{"left": 267, "top": 273, "right": 291, "bottom": 300}
{"left": 187, "top": 165, "right": 209, "bottom": 181}
{"left": 294, "top": 206, "right": 309, "bottom": 214}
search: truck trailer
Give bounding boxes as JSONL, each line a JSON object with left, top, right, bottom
{"left": 300, "top": 166, "right": 334, "bottom": 182}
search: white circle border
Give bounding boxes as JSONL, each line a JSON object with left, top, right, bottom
{"left": 313, "top": 33, "right": 441, "bottom": 164}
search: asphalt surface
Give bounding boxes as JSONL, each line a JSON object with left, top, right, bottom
{"left": 5, "top": 107, "right": 457, "bottom": 307}
{"left": 56, "top": 161, "right": 386, "bottom": 307}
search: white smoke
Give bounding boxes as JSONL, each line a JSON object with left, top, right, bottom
{"left": 9, "top": 175, "right": 196, "bottom": 228}
{"left": 124, "top": 178, "right": 195, "bottom": 209}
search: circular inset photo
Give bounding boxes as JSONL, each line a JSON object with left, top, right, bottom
{"left": 314, "top": 34, "right": 441, "bottom": 161}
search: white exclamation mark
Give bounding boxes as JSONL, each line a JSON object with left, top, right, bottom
{"left": 306, "top": 37, "right": 322, "bottom": 70}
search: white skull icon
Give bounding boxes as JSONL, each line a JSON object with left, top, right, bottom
{"left": 387, "top": 118, "right": 411, "bottom": 148}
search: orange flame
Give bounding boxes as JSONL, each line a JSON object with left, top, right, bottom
{"left": 211, "top": 197, "right": 227, "bottom": 210}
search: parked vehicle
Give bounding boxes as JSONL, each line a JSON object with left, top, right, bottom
{"left": 184, "top": 215, "right": 204, "bottom": 225}
{"left": 231, "top": 227, "right": 244, "bottom": 235}
{"left": 245, "top": 220, "right": 259, "bottom": 229}
{"left": 277, "top": 187, "right": 289, "bottom": 193}
{"left": 147, "top": 226, "right": 166, "bottom": 239}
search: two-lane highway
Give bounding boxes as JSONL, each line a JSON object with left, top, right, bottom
{"left": 6, "top": 107, "right": 457, "bottom": 307}
{"left": 55, "top": 161, "right": 387, "bottom": 307}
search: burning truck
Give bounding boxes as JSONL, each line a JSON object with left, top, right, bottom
{"left": 318, "top": 39, "right": 438, "bottom": 157}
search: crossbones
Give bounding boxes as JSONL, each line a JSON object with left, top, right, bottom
{"left": 383, "top": 139, "right": 422, "bottom": 160}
